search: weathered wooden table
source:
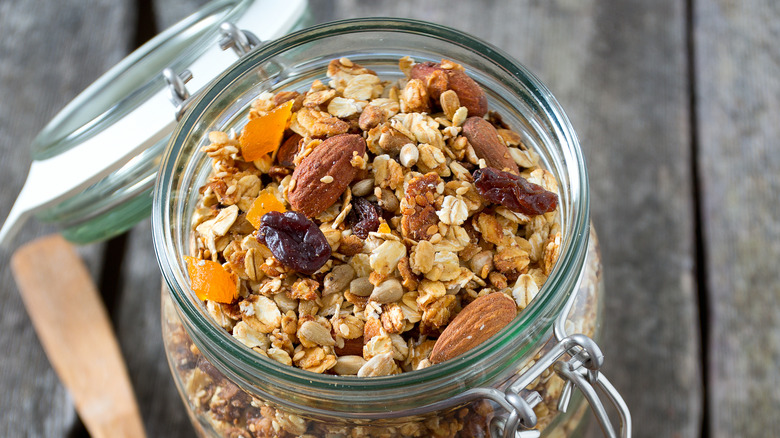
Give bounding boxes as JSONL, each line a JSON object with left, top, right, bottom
{"left": 1, "top": 0, "right": 777, "bottom": 436}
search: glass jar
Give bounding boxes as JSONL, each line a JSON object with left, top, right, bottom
{"left": 153, "top": 18, "right": 625, "bottom": 438}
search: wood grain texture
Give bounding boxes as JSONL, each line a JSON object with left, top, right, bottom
{"left": 11, "top": 235, "right": 146, "bottom": 438}
{"left": 111, "top": 1, "right": 211, "bottom": 435}
{"left": 694, "top": 0, "right": 780, "bottom": 436}
{"left": 549, "top": 3, "right": 703, "bottom": 437}
{"left": 0, "top": 0, "right": 133, "bottom": 436}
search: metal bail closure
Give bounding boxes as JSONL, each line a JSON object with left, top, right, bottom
{"left": 163, "top": 22, "right": 263, "bottom": 121}
{"left": 163, "top": 69, "right": 193, "bottom": 122}
{"left": 488, "top": 391, "right": 543, "bottom": 438}
{"left": 484, "top": 334, "right": 631, "bottom": 438}
{"left": 218, "top": 22, "right": 262, "bottom": 56}
{"left": 480, "top": 266, "right": 632, "bottom": 438}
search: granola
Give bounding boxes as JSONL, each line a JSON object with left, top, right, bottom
{"left": 167, "top": 56, "right": 601, "bottom": 437}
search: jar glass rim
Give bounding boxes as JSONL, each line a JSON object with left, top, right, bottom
{"left": 153, "top": 17, "right": 589, "bottom": 412}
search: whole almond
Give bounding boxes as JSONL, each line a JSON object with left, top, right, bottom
{"left": 411, "top": 62, "right": 488, "bottom": 117}
{"left": 288, "top": 134, "right": 366, "bottom": 217}
{"left": 429, "top": 292, "right": 517, "bottom": 364}
{"left": 410, "top": 62, "right": 449, "bottom": 98}
{"left": 462, "top": 117, "right": 520, "bottom": 175}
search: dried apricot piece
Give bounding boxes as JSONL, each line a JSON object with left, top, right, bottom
{"left": 184, "top": 256, "right": 237, "bottom": 303}
{"left": 246, "top": 189, "right": 286, "bottom": 229}
{"left": 239, "top": 100, "right": 294, "bottom": 162}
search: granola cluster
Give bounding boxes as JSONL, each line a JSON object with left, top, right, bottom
{"left": 166, "top": 56, "right": 592, "bottom": 437}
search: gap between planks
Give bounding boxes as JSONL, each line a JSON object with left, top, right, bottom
{"left": 685, "top": 0, "right": 710, "bottom": 437}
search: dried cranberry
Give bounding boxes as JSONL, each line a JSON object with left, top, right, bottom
{"left": 473, "top": 167, "right": 558, "bottom": 215}
{"left": 257, "top": 211, "right": 331, "bottom": 275}
{"left": 348, "top": 197, "right": 380, "bottom": 239}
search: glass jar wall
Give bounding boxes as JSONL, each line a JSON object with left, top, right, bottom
{"left": 153, "top": 18, "right": 600, "bottom": 437}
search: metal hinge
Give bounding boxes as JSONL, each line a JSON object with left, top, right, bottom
{"left": 484, "top": 266, "right": 632, "bottom": 438}
{"left": 163, "top": 22, "right": 262, "bottom": 121}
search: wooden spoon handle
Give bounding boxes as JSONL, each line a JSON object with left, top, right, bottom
{"left": 10, "top": 235, "right": 146, "bottom": 438}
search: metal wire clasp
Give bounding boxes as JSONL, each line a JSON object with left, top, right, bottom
{"left": 163, "top": 22, "right": 262, "bottom": 121}
{"left": 218, "top": 22, "right": 261, "bottom": 57}
{"left": 488, "top": 275, "right": 632, "bottom": 437}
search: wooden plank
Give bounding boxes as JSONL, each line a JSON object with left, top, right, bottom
{"left": 310, "top": 1, "right": 701, "bottom": 436}
{"left": 549, "top": 3, "right": 702, "bottom": 437}
{"left": 0, "top": 0, "right": 134, "bottom": 436}
{"left": 115, "top": 3, "right": 214, "bottom": 437}
{"left": 693, "top": 1, "right": 780, "bottom": 436}
{"left": 108, "top": 3, "right": 216, "bottom": 436}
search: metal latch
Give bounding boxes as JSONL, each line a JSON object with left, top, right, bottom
{"left": 484, "top": 265, "right": 632, "bottom": 438}
{"left": 163, "top": 22, "right": 261, "bottom": 121}
{"left": 485, "top": 333, "right": 631, "bottom": 438}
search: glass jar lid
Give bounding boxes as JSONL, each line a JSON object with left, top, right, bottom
{"left": 0, "top": 0, "right": 308, "bottom": 246}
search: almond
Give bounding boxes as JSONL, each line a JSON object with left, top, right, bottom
{"left": 462, "top": 117, "right": 520, "bottom": 174}
{"left": 288, "top": 134, "right": 366, "bottom": 217}
{"left": 277, "top": 133, "right": 302, "bottom": 168}
{"left": 429, "top": 292, "right": 517, "bottom": 364}
{"left": 410, "top": 62, "right": 488, "bottom": 117}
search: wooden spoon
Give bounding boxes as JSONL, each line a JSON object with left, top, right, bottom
{"left": 10, "top": 234, "right": 146, "bottom": 438}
